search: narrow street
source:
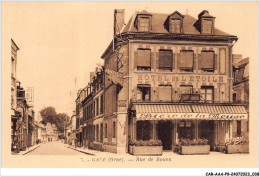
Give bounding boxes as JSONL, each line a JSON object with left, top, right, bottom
{"left": 26, "top": 141, "right": 85, "bottom": 155}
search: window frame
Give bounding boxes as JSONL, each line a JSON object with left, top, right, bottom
{"left": 137, "top": 84, "right": 151, "bottom": 101}
{"left": 201, "top": 50, "right": 215, "bottom": 72}
{"left": 158, "top": 85, "right": 172, "bottom": 101}
{"left": 201, "top": 86, "right": 214, "bottom": 103}
{"left": 136, "top": 48, "right": 151, "bottom": 71}
{"left": 169, "top": 18, "right": 181, "bottom": 33}
{"left": 179, "top": 50, "right": 194, "bottom": 72}
{"left": 138, "top": 16, "right": 151, "bottom": 32}
{"left": 158, "top": 49, "right": 173, "bottom": 71}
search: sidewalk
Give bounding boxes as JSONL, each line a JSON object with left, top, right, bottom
{"left": 12, "top": 143, "right": 42, "bottom": 155}
{"left": 64, "top": 144, "right": 105, "bottom": 156}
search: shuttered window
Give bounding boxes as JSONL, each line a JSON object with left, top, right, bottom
{"left": 137, "top": 85, "right": 151, "bottom": 101}
{"left": 158, "top": 85, "right": 172, "bottom": 101}
{"left": 201, "top": 51, "right": 214, "bottom": 72}
{"left": 202, "top": 19, "right": 213, "bottom": 34}
{"left": 169, "top": 19, "right": 181, "bottom": 33}
{"left": 139, "top": 17, "right": 150, "bottom": 31}
{"left": 179, "top": 50, "right": 194, "bottom": 71}
{"left": 136, "top": 49, "right": 151, "bottom": 71}
{"left": 159, "top": 50, "right": 173, "bottom": 71}
{"left": 201, "top": 86, "right": 214, "bottom": 103}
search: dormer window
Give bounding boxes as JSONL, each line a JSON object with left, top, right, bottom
{"left": 202, "top": 19, "right": 213, "bottom": 34}
{"left": 166, "top": 11, "right": 184, "bottom": 34}
{"left": 194, "top": 10, "right": 215, "bottom": 35}
{"left": 135, "top": 10, "right": 152, "bottom": 32}
{"left": 169, "top": 18, "right": 181, "bottom": 33}
{"left": 139, "top": 17, "right": 150, "bottom": 31}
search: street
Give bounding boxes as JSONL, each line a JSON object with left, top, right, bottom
{"left": 26, "top": 141, "right": 85, "bottom": 155}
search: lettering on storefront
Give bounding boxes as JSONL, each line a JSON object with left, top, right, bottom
{"left": 136, "top": 74, "right": 227, "bottom": 83}
{"left": 136, "top": 113, "right": 247, "bottom": 120}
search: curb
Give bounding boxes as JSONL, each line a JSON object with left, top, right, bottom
{"left": 65, "top": 146, "right": 95, "bottom": 156}
{"left": 21, "top": 144, "right": 42, "bottom": 155}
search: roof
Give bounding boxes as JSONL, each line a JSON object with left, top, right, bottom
{"left": 11, "top": 39, "right": 20, "bottom": 50}
{"left": 233, "top": 57, "right": 249, "bottom": 68}
{"left": 121, "top": 10, "right": 232, "bottom": 36}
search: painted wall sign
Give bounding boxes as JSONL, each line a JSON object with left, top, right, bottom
{"left": 136, "top": 113, "right": 247, "bottom": 120}
{"left": 135, "top": 74, "right": 227, "bottom": 83}
{"left": 105, "top": 69, "right": 124, "bottom": 86}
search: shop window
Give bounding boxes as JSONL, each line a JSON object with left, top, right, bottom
{"left": 112, "top": 122, "right": 116, "bottom": 138}
{"left": 178, "top": 121, "right": 194, "bottom": 139}
{"left": 138, "top": 17, "right": 150, "bottom": 31}
{"left": 137, "top": 121, "right": 153, "bottom": 140}
{"left": 169, "top": 19, "right": 181, "bottom": 33}
{"left": 100, "top": 95, "right": 104, "bottom": 114}
{"left": 137, "top": 85, "right": 151, "bottom": 101}
{"left": 201, "top": 51, "right": 214, "bottom": 72}
{"left": 105, "top": 123, "right": 108, "bottom": 138}
{"left": 159, "top": 50, "right": 173, "bottom": 71}
{"left": 158, "top": 85, "right": 172, "bottom": 101}
{"left": 179, "top": 50, "right": 194, "bottom": 72}
{"left": 237, "top": 120, "right": 241, "bottom": 136}
{"left": 201, "top": 86, "right": 214, "bottom": 103}
{"left": 135, "top": 49, "right": 151, "bottom": 71}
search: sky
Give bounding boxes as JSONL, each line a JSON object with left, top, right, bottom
{"left": 2, "top": 1, "right": 258, "bottom": 118}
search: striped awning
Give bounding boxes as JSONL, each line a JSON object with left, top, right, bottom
{"left": 135, "top": 104, "right": 248, "bottom": 121}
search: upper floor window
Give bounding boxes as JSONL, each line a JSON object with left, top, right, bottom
{"left": 169, "top": 19, "right": 181, "bottom": 33}
{"left": 100, "top": 95, "right": 104, "bottom": 114}
{"left": 112, "top": 122, "right": 116, "bottom": 138}
{"left": 179, "top": 50, "right": 194, "bottom": 72}
{"left": 159, "top": 50, "right": 173, "bottom": 71}
{"left": 104, "top": 123, "right": 108, "bottom": 138}
{"left": 201, "top": 51, "right": 214, "bottom": 72}
{"left": 137, "top": 84, "right": 151, "bottom": 101}
{"left": 180, "top": 85, "right": 193, "bottom": 101}
{"left": 139, "top": 17, "right": 150, "bottom": 31}
{"left": 96, "top": 98, "right": 99, "bottom": 116}
{"left": 158, "top": 85, "right": 172, "bottom": 101}
{"left": 202, "top": 19, "right": 213, "bottom": 34}
{"left": 201, "top": 86, "right": 214, "bottom": 103}
{"left": 135, "top": 49, "right": 151, "bottom": 71}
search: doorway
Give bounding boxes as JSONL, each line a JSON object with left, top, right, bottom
{"left": 199, "top": 120, "right": 215, "bottom": 150}
{"left": 158, "top": 121, "right": 172, "bottom": 150}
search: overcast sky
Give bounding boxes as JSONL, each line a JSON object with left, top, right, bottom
{"left": 3, "top": 1, "right": 258, "bottom": 118}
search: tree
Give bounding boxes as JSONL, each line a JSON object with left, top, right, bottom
{"left": 56, "top": 113, "right": 70, "bottom": 132}
{"left": 40, "top": 106, "right": 57, "bottom": 125}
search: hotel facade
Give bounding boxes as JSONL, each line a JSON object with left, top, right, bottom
{"left": 81, "top": 9, "right": 248, "bottom": 153}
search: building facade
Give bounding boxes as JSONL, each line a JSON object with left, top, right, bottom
{"left": 98, "top": 9, "right": 248, "bottom": 154}
{"left": 233, "top": 57, "right": 249, "bottom": 140}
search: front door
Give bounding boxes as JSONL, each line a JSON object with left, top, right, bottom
{"left": 158, "top": 121, "right": 172, "bottom": 150}
{"left": 200, "top": 120, "right": 215, "bottom": 150}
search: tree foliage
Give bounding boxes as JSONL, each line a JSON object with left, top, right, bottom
{"left": 39, "top": 106, "right": 69, "bottom": 132}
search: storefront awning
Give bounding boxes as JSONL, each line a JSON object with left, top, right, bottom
{"left": 135, "top": 104, "right": 248, "bottom": 121}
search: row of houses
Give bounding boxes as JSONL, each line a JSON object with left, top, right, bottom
{"left": 35, "top": 122, "right": 59, "bottom": 143}
{"left": 11, "top": 39, "right": 37, "bottom": 152}
{"left": 70, "top": 9, "right": 249, "bottom": 154}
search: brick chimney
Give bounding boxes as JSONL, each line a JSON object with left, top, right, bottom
{"left": 114, "top": 9, "right": 125, "bottom": 36}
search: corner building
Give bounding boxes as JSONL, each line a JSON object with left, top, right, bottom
{"left": 101, "top": 9, "right": 248, "bottom": 153}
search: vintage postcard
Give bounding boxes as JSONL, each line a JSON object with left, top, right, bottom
{"left": 1, "top": 1, "right": 259, "bottom": 171}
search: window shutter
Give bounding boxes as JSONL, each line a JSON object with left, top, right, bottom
{"left": 158, "top": 86, "right": 172, "bottom": 101}
{"left": 173, "top": 53, "right": 175, "bottom": 70}
{"left": 177, "top": 53, "right": 181, "bottom": 69}
{"left": 159, "top": 50, "right": 173, "bottom": 69}
{"left": 214, "top": 54, "right": 217, "bottom": 71}
{"left": 201, "top": 52, "right": 214, "bottom": 69}
{"left": 134, "top": 51, "right": 138, "bottom": 69}
{"left": 198, "top": 54, "right": 202, "bottom": 70}
{"left": 137, "top": 49, "right": 151, "bottom": 67}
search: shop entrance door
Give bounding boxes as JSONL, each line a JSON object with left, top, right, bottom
{"left": 158, "top": 121, "right": 172, "bottom": 150}
{"left": 200, "top": 120, "right": 215, "bottom": 150}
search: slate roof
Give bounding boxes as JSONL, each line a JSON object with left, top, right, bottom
{"left": 121, "top": 10, "right": 233, "bottom": 36}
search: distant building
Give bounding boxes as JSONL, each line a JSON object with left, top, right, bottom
{"left": 233, "top": 57, "right": 249, "bottom": 140}
{"left": 26, "top": 87, "right": 34, "bottom": 104}
{"left": 45, "top": 123, "right": 59, "bottom": 141}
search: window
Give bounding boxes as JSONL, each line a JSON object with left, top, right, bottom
{"left": 112, "top": 122, "right": 116, "bottom": 138}
{"left": 137, "top": 121, "right": 153, "bottom": 140}
{"left": 138, "top": 17, "right": 150, "bottom": 31}
{"left": 180, "top": 85, "right": 193, "bottom": 101}
{"left": 100, "top": 95, "right": 104, "bottom": 114}
{"left": 233, "top": 93, "right": 237, "bottom": 102}
{"left": 105, "top": 123, "right": 108, "bottom": 138}
{"left": 96, "top": 98, "right": 99, "bottom": 116}
{"left": 202, "top": 19, "right": 213, "bottom": 34}
{"left": 100, "top": 123, "right": 103, "bottom": 143}
{"left": 179, "top": 50, "right": 194, "bottom": 72}
{"left": 237, "top": 120, "right": 241, "bottom": 136}
{"left": 201, "top": 51, "right": 214, "bottom": 72}
{"left": 201, "top": 86, "right": 214, "bottom": 103}
{"left": 135, "top": 49, "right": 151, "bottom": 71}
{"left": 159, "top": 50, "right": 173, "bottom": 71}
{"left": 169, "top": 19, "right": 181, "bottom": 33}
{"left": 96, "top": 125, "right": 99, "bottom": 141}
{"left": 158, "top": 85, "right": 172, "bottom": 101}
{"left": 137, "top": 85, "right": 151, "bottom": 101}
{"left": 93, "top": 126, "right": 95, "bottom": 140}
{"left": 93, "top": 101, "right": 96, "bottom": 117}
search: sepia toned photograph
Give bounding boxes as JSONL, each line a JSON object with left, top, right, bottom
{"left": 1, "top": 1, "right": 259, "bottom": 173}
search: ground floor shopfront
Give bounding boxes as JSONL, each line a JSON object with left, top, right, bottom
{"left": 129, "top": 103, "right": 248, "bottom": 151}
